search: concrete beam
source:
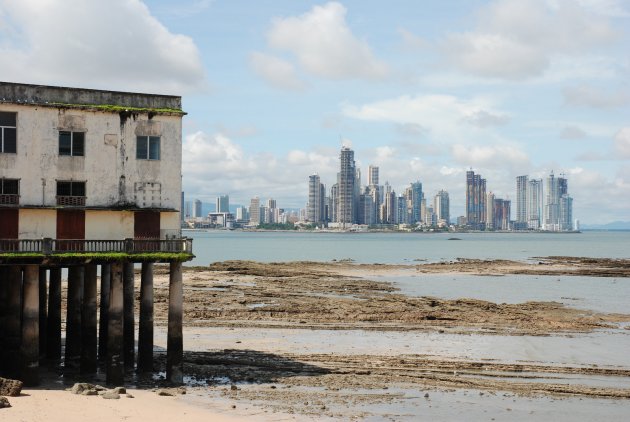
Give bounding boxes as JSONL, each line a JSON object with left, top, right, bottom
{"left": 138, "top": 262, "right": 154, "bottom": 373}
{"left": 81, "top": 264, "right": 98, "bottom": 374}
{"left": 107, "top": 262, "right": 124, "bottom": 385}
{"left": 65, "top": 266, "right": 84, "bottom": 370}
{"left": 20, "top": 265, "right": 39, "bottom": 386}
{"left": 38, "top": 268, "right": 47, "bottom": 359}
{"left": 166, "top": 262, "right": 183, "bottom": 384}
{"left": 98, "top": 264, "right": 111, "bottom": 362}
{"left": 123, "top": 262, "right": 135, "bottom": 369}
{"left": 46, "top": 268, "right": 62, "bottom": 360}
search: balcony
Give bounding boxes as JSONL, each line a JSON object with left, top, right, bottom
{"left": 0, "top": 194, "right": 19, "bottom": 205}
{"left": 56, "top": 195, "right": 86, "bottom": 206}
{"left": 0, "top": 238, "right": 193, "bottom": 262}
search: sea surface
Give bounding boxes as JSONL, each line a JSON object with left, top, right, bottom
{"left": 184, "top": 230, "right": 630, "bottom": 265}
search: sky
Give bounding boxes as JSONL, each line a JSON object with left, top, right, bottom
{"left": 1, "top": 0, "right": 629, "bottom": 224}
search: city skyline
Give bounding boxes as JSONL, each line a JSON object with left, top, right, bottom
{"left": 3, "top": 1, "right": 628, "bottom": 224}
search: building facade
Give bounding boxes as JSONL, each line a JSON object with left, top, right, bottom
{"left": 466, "top": 170, "right": 487, "bottom": 230}
{"left": 336, "top": 147, "right": 356, "bottom": 226}
{"left": 216, "top": 195, "right": 229, "bottom": 213}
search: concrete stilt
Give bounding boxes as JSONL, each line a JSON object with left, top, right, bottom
{"left": 5, "top": 266, "right": 22, "bottom": 379}
{"left": 98, "top": 263, "right": 111, "bottom": 362}
{"left": 107, "top": 262, "right": 124, "bottom": 385}
{"left": 0, "top": 267, "right": 9, "bottom": 376}
{"left": 46, "top": 268, "right": 62, "bottom": 360}
{"left": 138, "top": 262, "right": 154, "bottom": 373}
{"left": 81, "top": 264, "right": 98, "bottom": 373}
{"left": 123, "top": 262, "right": 135, "bottom": 369}
{"left": 166, "top": 261, "right": 183, "bottom": 384}
{"left": 38, "top": 267, "right": 47, "bottom": 359}
{"left": 65, "top": 266, "right": 84, "bottom": 370}
{"left": 20, "top": 265, "right": 39, "bottom": 386}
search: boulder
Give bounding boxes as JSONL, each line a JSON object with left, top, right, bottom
{"left": 0, "top": 396, "right": 10, "bottom": 408}
{"left": 101, "top": 392, "right": 120, "bottom": 400}
{"left": 0, "top": 378, "right": 22, "bottom": 397}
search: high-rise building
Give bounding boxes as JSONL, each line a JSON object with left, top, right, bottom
{"left": 516, "top": 175, "right": 528, "bottom": 228}
{"left": 434, "top": 190, "right": 450, "bottom": 224}
{"left": 330, "top": 183, "right": 338, "bottom": 223}
{"left": 486, "top": 192, "right": 496, "bottom": 230}
{"left": 337, "top": 146, "right": 356, "bottom": 226}
{"left": 308, "top": 174, "right": 325, "bottom": 224}
{"left": 249, "top": 197, "right": 260, "bottom": 225}
{"left": 527, "top": 179, "right": 543, "bottom": 230}
{"left": 193, "top": 199, "right": 202, "bottom": 219}
{"left": 216, "top": 194, "right": 229, "bottom": 213}
{"left": 358, "top": 192, "right": 375, "bottom": 225}
{"left": 544, "top": 172, "right": 572, "bottom": 231}
{"left": 368, "top": 165, "right": 379, "bottom": 186}
{"left": 180, "top": 191, "right": 185, "bottom": 223}
{"left": 466, "top": 170, "right": 487, "bottom": 229}
{"left": 236, "top": 206, "right": 248, "bottom": 222}
{"left": 407, "top": 181, "right": 422, "bottom": 224}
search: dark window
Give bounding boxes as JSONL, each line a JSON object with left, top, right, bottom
{"left": 0, "top": 179, "right": 20, "bottom": 195}
{"left": 56, "top": 181, "right": 86, "bottom": 197}
{"left": 59, "top": 131, "right": 85, "bottom": 156}
{"left": 136, "top": 136, "right": 160, "bottom": 160}
{"left": 0, "top": 112, "right": 17, "bottom": 154}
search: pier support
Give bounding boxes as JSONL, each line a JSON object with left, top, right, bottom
{"left": 138, "top": 262, "right": 154, "bottom": 373}
{"left": 5, "top": 266, "right": 22, "bottom": 379}
{"left": 99, "top": 264, "right": 111, "bottom": 362}
{"left": 46, "top": 268, "right": 62, "bottom": 360}
{"left": 81, "top": 264, "right": 98, "bottom": 373}
{"left": 123, "top": 262, "right": 135, "bottom": 369}
{"left": 166, "top": 261, "right": 183, "bottom": 384}
{"left": 20, "top": 265, "right": 39, "bottom": 386}
{"left": 38, "top": 268, "right": 47, "bottom": 359}
{"left": 107, "top": 262, "right": 124, "bottom": 385}
{"left": 65, "top": 266, "right": 84, "bottom": 370}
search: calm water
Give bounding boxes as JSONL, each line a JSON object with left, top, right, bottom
{"left": 185, "top": 230, "right": 630, "bottom": 265}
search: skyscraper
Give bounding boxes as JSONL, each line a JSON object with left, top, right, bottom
{"left": 216, "top": 194, "right": 229, "bottom": 213}
{"left": 368, "top": 165, "right": 379, "bottom": 186}
{"left": 516, "top": 175, "right": 528, "bottom": 228}
{"left": 249, "top": 197, "right": 260, "bottom": 225}
{"left": 193, "top": 199, "right": 202, "bottom": 219}
{"left": 466, "top": 170, "right": 487, "bottom": 229}
{"left": 544, "top": 172, "right": 572, "bottom": 231}
{"left": 486, "top": 192, "right": 495, "bottom": 230}
{"left": 308, "top": 174, "right": 325, "bottom": 223}
{"left": 337, "top": 146, "right": 356, "bottom": 226}
{"left": 409, "top": 181, "right": 422, "bottom": 224}
{"left": 434, "top": 190, "right": 450, "bottom": 224}
{"left": 180, "top": 191, "right": 185, "bottom": 224}
{"left": 527, "top": 179, "right": 543, "bottom": 229}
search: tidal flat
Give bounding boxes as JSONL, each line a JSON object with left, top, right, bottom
{"left": 145, "top": 257, "right": 630, "bottom": 420}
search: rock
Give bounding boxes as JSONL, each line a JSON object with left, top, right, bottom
{"left": 0, "top": 396, "right": 10, "bottom": 408}
{"left": 0, "top": 378, "right": 23, "bottom": 397}
{"left": 82, "top": 389, "right": 98, "bottom": 396}
{"left": 126, "top": 394, "right": 135, "bottom": 399}
{"left": 424, "top": 393, "right": 430, "bottom": 398}
{"left": 157, "top": 389, "right": 175, "bottom": 397}
{"left": 230, "top": 385, "right": 238, "bottom": 391}
{"left": 101, "top": 392, "right": 120, "bottom": 400}
{"left": 112, "top": 387, "right": 126, "bottom": 394}
{"left": 70, "top": 383, "right": 95, "bottom": 395}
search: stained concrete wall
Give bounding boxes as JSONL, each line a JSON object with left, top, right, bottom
{"left": 18, "top": 209, "right": 56, "bottom": 238}
{"left": 0, "top": 103, "right": 182, "bottom": 211}
{"left": 85, "top": 211, "right": 134, "bottom": 239}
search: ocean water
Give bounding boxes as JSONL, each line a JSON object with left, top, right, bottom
{"left": 184, "top": 230, "right": 630, "bottom": 265}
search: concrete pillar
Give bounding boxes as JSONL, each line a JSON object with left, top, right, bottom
{"left": 20, "top": 265, "right": 39, "bottom": 386}
{"left": 167, "top": 261, "right": 183, "bottom": 384}
{"left": 65, "top": 266, "right": 84, "bottom": 370}
{"left": 138, "top": 262, "right": 154, "bottom": 373}
{"left": 123, "top": 262, "right": 135, "bottom": 369}
{"left": 98, "top": 263, "right": 111, "bottom": 362}
{"left": 107, "top": 262, "right": 124, "bottom": 385}
{"left": 81, "top": 264, "right": 98, "bottom": 374}
{"left": 38, "top": 268, "right": 47, "bottom": 359}
{"left": 46, "top": 268, "right": 62, "bottom": 360}
{"left": 5, "top": 266, "right": 22, "bottom": 379}
{"left": 0, "top": 267, "right": 9, "bottom": 376}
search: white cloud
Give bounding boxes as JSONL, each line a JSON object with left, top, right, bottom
{"left": 249, "top": 52, "right": 306, "bottom": 91}
{"left": 451, "top": 144, "right": 530, "bottom": 169}
{"left": 560, "top": 125, "right": 588, "bottom": 139}
{"left": 0, "top": 0, "right": 206, "bottom": 94}
{"left": 342, "top": 94, "right": 506, "bottom": 142}
{"left": 614, "top": 127, "right": 630, "bottom": 158}
{"left": 265, "top": 2, "right": 387, "bottom": 80}
{"left": 563, "top": 84, "right": 630, "bottom": 108}
{"left": 440, "top": 0, "right": 618, "bottom": 80}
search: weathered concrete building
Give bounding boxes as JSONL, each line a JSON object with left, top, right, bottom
{"left": 0, "top": 82, "right": 192, "bottom": 387}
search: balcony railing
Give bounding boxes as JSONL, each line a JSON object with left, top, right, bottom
{"left": 0, "top": 194, "right": 19, "bottom": 205}
{"left": 0, "top": 238, "right": 193, "bottom": 255}
{"left": 56, "top": 196, "right": 86, "bottom": 206}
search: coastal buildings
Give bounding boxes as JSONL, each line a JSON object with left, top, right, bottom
{"left": 249, "top": 196, "right": 261, "bottom": 225}
{"left": 515, "top": 175, "right": 528, "bottom": 230}
{"left": 216, "top": 195, "right": 229, "bottom": 213}
{"left": 0, "top": 81, "right": 192, "bottom": 386}
{"left": 193, "top": 199, "right": 202, "bottom": 219}
{"left": 544, "top": 172, "right": 573, "bottom": 231}
{"left": 466, "top": 170, "right": 487, "bottom": 230}
{"left": 527, "top": 178, "right": 543, "bottom": 230}
{"left": 337, "top": 146, "right": 356, "bottom": 227}
{"left": 434, "top": 190, "right": 450, "bottom": 226}
{"left": 307, "top": 174, "right": 325, "bottom": 224}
